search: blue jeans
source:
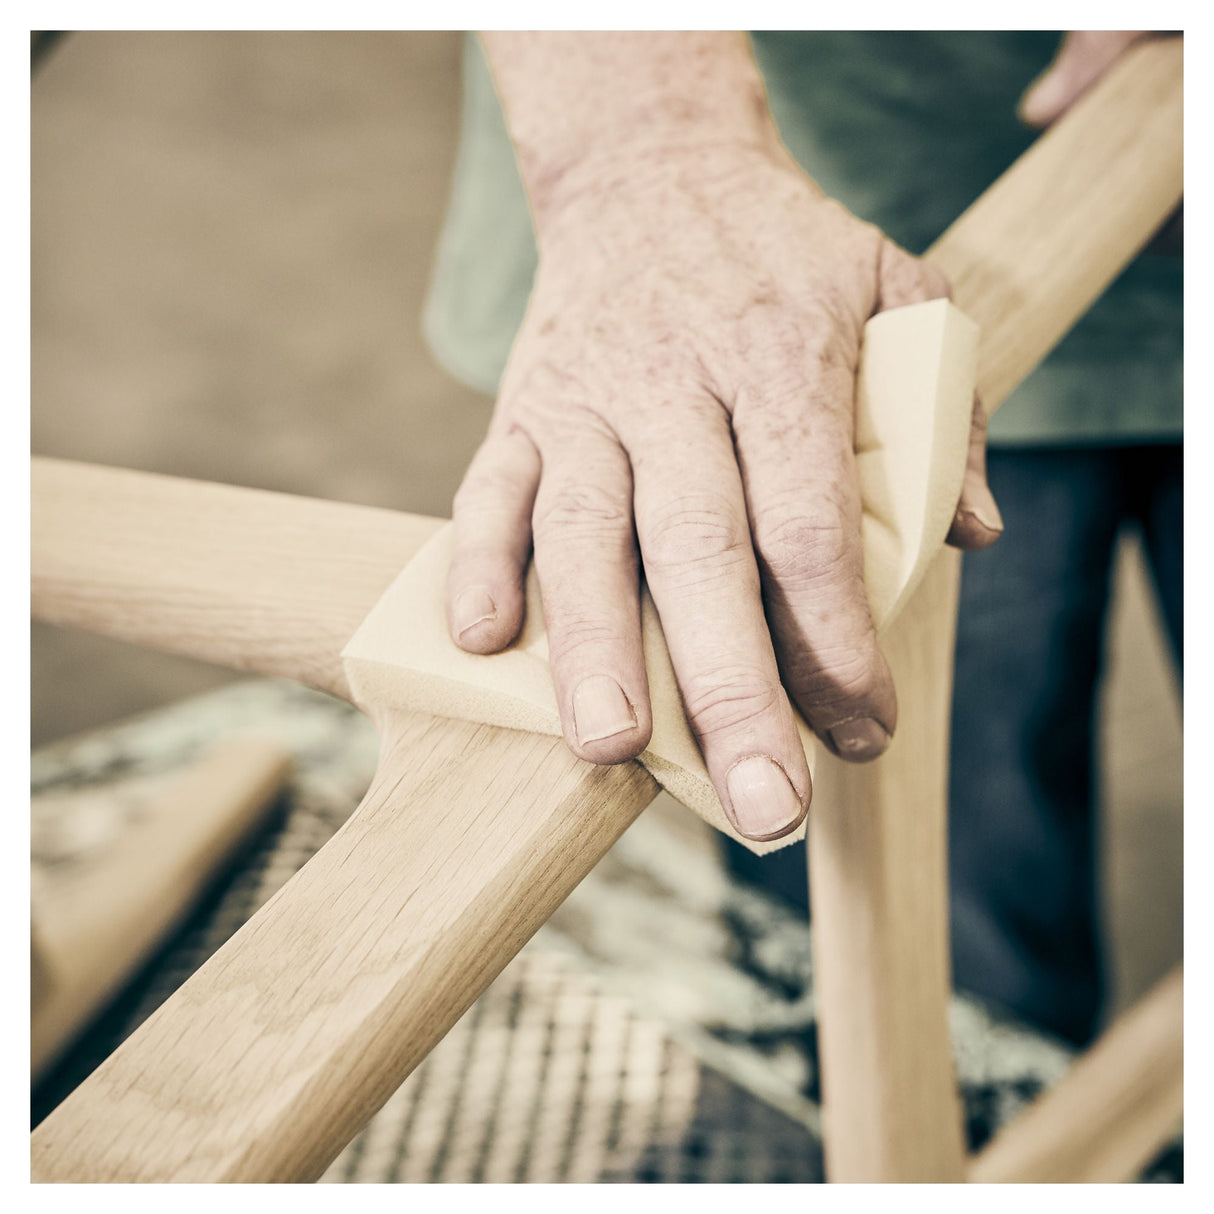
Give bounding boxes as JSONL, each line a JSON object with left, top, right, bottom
{"left": 723, "top": 444, "right": 1182, "bottom": 1045}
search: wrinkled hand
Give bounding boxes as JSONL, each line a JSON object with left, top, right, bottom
{"left": 446, "top": 145, "right": 1001, "bottom": 840}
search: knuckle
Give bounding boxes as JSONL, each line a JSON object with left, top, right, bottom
{"left": 752, "top": 502, "right": 853, "bottom": 589}
{"left": 918, "top": 259, "right": 952, "bottom": 301}
{"left": 642, "top": 493, "right": 749, "bottom": 573}
{"left": 922, "top": 263, "right": 951, "bottom": 301}
{"left": 454, "top": 461, "right": 525, "bottom": 517}
{"left": 794, "top": 644, "right": 883, "bottom": 715}
{"left": 680, "top": 665, "right": 781, "bottom": 740}
{"left": 546, "top": 613, "right": 627, "bottom": 666}
{"left": 533, "top": 481, "right": 630, "bottom": 543}
{"left": 882, "top": 243, "right": 951, "bottom": 306}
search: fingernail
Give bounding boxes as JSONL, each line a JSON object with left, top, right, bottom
{"left": 828, "top": 717, "right": 891, "bottom": 761}
{"left": 964, "top": 491, "right": 1004, "bottom": 534}
{"left": 572, "top": 675, "right": 637, "bottom": 744}
{"left": 453, "top": 585, "right": 497, "bottom": 637}
{"left": 725, "top": 756, "right": 806, "bottom": 840}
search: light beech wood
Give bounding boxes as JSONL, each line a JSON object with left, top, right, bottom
{"left": 928, "top": 36, "right": 1184, "bottom": 412}
{"left": 340, "top": 300, "right": 978, "bottom": 853}
{"left": 805, "top": 33, "right": 1183, "bottom": 1183}
{"left": 970, "top": 968, "right": 1183, "bottom": 1183}
{"left": 32, "top": 736, "right": 293, "bottom": 1082}
{"left": 29, "top": 37, "right": 1183, "bottom": 1183}
{"left": 31, "top": 713, "right": 655, "bottom": 1181}
{"left": 809, "top": 548, "right": 965, "bottom": 1181}
{"left": 31, "top": 458, "right": 443, "bottom": 700}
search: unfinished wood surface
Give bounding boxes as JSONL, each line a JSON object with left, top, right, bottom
{"left": 29, "top": 39, "right": 1184, "bottom": 1185}
{"left": 31, "top": 711, "right": 656, "bottom": 1181}
{"left": 929, "top": 35, "right": 1183, "bottom": 411}
{"left": 809, "top": 548, "right": 966, "bottom": 1181}
{"left": 341, "top": 300, "right": 977, "bottom": 853}
{"left": 807, "top": 37, "right": 1183, "bottom": 1183}
{"left": 32, "top": 736, "right": 292, "bottom": 1082}
{"left": 31, "top": 458, "right": 442, "bottom": 700}
{"left": 971, "top": 968, "right": 1183, "bottom": 1183}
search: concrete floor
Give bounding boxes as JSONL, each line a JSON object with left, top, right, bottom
{"left": 30, "top": 32, "right": 1181, "bottom": 1017}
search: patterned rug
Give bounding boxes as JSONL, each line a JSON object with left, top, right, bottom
{"left": 30, "top": 680, "right": 1182, "bottom": 1182}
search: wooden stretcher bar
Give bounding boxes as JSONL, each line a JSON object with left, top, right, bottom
{"left": 969, "top": 967, "right": 1183, "bottom": 1183}
{"left": 30, "top": 37, "right": 1182, "bottom": 1182}
{"left": 31, "top": 736, "right": 293, "bottom": 1081}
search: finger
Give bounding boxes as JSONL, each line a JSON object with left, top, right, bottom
{"left": 531, "top": 426, "right": 652, "bottom": 764}
{"left": 629, "top": 400, "right": 810, "bottom": 842}
{"left": 946, "top": 393, "right": 1004, "bottom": 550}
{"left": 875, "top": 242, "right": 1003, "bottom": 552}
{"left": 1018, "top": 31, "right": 1148, "bottom": 128}
{"left": 447, "top": 427, "right": 540, "bottom": 653}
{"left": 733, "top": 354, "right": 896, "bottom": 764}
{"left": 875, "top": 238, "right": 951, "bottom": 315}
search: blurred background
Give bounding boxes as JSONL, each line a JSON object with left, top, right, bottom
{"left": 32, "top": 31, "right": 491, "bottom": 733}
{"left": 31, "top": 31, "right": 1182, "bottom": 1177}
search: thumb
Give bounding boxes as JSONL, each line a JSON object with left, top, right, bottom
{"left": 947, "top": 393, "right": 1003, "bottom": 552}
{"left": 1018, "top": 31, "right": 1148, "bottom": 128}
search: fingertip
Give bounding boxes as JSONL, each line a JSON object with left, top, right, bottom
{"left": 571, "top": 724, "right": 651, "bottom": 766}
{"left": 947, "top": 482, "right": 1004, "bottom": 551}
{"left": 449, "top": 583, "right": 523, "bottom": 654}
{"left": 723, "top": 755, "right": 810, "bottom": 843}
{"left": 1018, "top": 71, "right": 1066, "bottom": 128}
{"left": 825, "top": 717, "right": 892, "bottom": 763}
{"left": 566, "top": 674, "right": 651, "bottom": 765}
{"left": 947, "top": 510, "right": 1004, "bottom": 552}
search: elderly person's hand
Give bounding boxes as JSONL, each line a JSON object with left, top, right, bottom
{"left": 446, "top": 34, "right": 1001, "bottom": 842}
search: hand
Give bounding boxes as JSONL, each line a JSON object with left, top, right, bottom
{"left": 446, "top": 143, "right": 1001, "bottom": 841}
{"left": 1019, "top": 31, "right": 1182, "bottom": 255}
{"left": 1019, "top": 31, "right": 1152, "bottom": 127}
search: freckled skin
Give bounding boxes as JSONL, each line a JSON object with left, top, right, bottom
{"left": 445, "top": 33, "right": 1004, "bottom": 837}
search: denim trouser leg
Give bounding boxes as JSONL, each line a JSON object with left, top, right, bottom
{"left": 722, "top": 444, "right": 1182, "bottom": 1046}
{"left": 948, "top": 449, "right": 1124, "bottom": 1044}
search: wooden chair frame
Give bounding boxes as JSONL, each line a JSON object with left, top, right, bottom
{"left": 30, "top": 40, "right": 1183, "bottom": 1183}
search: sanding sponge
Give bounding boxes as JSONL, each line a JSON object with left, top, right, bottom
{"left": 342, "top": 299, "right": 979, "bottom": 853}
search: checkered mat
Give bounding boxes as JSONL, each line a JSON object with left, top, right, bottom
{"left": 31, "top": 681, "right": 1182, "bottom": 1183}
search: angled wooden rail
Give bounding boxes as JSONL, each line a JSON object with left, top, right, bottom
{"left": 31, "top": 37, "right": 1182, "bottom": 1182}
{"left": 32, "top": 736, "right": 293, "bottom": 1082}
{"left": 808, "top": 36, "right": 1184, "bottom": 1181}
{"left": 970, "top": 967, "right": 1183, "bottom": 1184}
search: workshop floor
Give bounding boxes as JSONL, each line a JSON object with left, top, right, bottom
{"left": 31, "top": 31, "right": 1182, "bottom": 1019}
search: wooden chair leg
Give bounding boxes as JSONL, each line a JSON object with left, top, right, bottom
{"left": 809, "top": 548, "right": 966, "bottom": 1182}
{"left": 29, "top": 37, "right": 1182, "bottom": 1183}
{"left": 805, "top": 36, "right": 1184, "bottom": 1182}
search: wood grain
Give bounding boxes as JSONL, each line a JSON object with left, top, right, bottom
{"left": 809, "top": 549, "right": 966, "bottom": 1181}
{"left": 808, "top": 35, "right": 1183, "bottom": 1182}
{"left": 928, "top": 36, "right": 1183, "bottom": 411}
{"left": 32, "top": 458, "right": 442, "bottom": 700}
{"left": 32, "top": 736, "right": 292, "bottom": 1082}
{"left": 29, "top": 38, "right": 1184, "bottom": 1184}
{"left": 31, "top": 712, "right": 657, "bottom": 1181}
{"left": 970, "top": 968, "right": 1183, "bottom": 1183}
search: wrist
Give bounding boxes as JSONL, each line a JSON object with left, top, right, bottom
{"left": 531, "top": 131, "right": 800, "bottom": 237}
{"left": 481, "top": 32, "right": 791, "bottom": 231}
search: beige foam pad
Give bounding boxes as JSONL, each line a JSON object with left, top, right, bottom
{"left": 342, "top": 299, "right": 978, "bottom": 854}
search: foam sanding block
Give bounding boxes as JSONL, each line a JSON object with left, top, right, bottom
{"left": 342, "top": 299, "right": 978, "bottom": 853}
